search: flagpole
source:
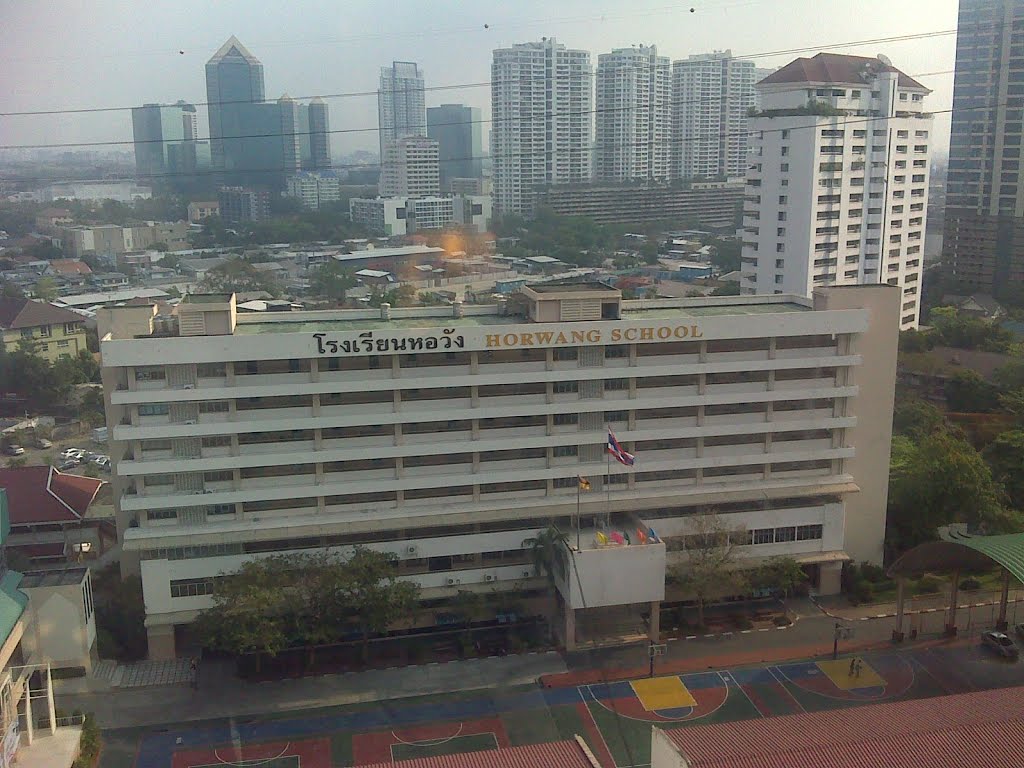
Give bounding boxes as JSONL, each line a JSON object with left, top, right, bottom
{"left": 576, "top": 480, "right": 581, "bottom": 551}
{"left": 606, "top": 429, "right": 612, "bottom": 530}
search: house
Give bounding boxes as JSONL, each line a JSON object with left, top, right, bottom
{"left": 355, "top": 269, "right": 396, "bottom": 288}
{"left": 34, "top": 208, "right": 73, "bottom": 232}
{"left": 947, "top": 293, "right": 1005, "bottom": 320}
{"left": 179, "top": 257, "right": 228, "bottom": 281}
{"left": 0, "top": 297, "right": 88, "bottom": 362}
{"left": 90, "top": 272, "right": 129, "bottom": 290}
{"left": 45, "top": 259, "right": 93, "bottom": 281}
{"left": 0, "top": 466, "right": 110, "bottom": 569}
{"left": 252, "top": 261, "right": 289, "bottom": 280}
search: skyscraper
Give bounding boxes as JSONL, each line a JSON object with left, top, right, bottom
{"left": 379, "top": 137, "right": 440, "bottom": 197}
{"left": 945, "top": 0, "right": 1024, "bottom": 296}
{"left": 131, "top": 101, "right": 197, "bottom": 180}
{"left": 491, "top": 38, "right": 592, "bottom": 217}
{"left": 740, "top": 53, "right": 932, "bottom": 330}
{"left": 308, "top": 97, "right": 332, "bottom": 170}
{"left": 595, "top": 45, "right": 671, "bottom": 182}
{"left": 671, "top": 51, "right": 758, "bottom": 180}
{"left": 205, "top": 36, "right": 265, "bottom": 174}
{"left": 378, "top": 62, "right": 426, "bottom": 158}
{"left": 426, "top": 104, "right": 482, "bottom": 190}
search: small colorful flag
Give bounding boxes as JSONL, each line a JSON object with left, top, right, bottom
{"left": 578, "top": 476, "right": 591, "bottom": 491}
{"left": 607, "top": 428, "right": 635, "bottom": 466}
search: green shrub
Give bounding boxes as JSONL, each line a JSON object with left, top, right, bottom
{"left": 959, "top": 578, "right": 982, "bottom": 591}
{"left": 773, "top": 615, "right": 792, "bottom": 627}
{"left": 915, "top": 575, "right": 944, "bottom": 594}
{"left": 848, "top": 579, "right": 873, "bottom": 605}
{"left": 729, "top": 613, "right": 753, "bottom": 630}
{"left": 73, "top": 713, "right": 101, "bottom": 768}
{"left": 859, "top": 562, "right": 887, "bottom": 583}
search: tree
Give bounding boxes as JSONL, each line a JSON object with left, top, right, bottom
{"left": 639, "top": 240, "right": 660, "bottom": 265}
{"left": 201, "top": 258, "right": 281, "bottom": 297}
{"left": 667, "top": 515, "right": 747, "bottom": 628}
{"left": 157, "top": 252, "right": 181, "bottom": 271}
{"left": 945, "top": 369, "right": 1000, "bottom": 413}
{"left": 994, "top": 360, "right": 1024, "bottom": 392}
{"left": 338, "top": 547, "right": 419, "bottom": 662}
{"left": 310, "top": 261, "right": 357, "bottom": 305}
{"left": 893, "top": 397, "right": 945, "bottom": 437}
{"left": 529, "top": 524, "right": 569, "bottom": 588}
{"left": 32, "top": 277, "right": 57, "bottom": 301}
{"left": 710, "top": 283, "right": 741, "bottom": 296}
{"left": 151, "top": 241, "right": 170, "bottom": 252}
{"left": 984, "top": 430, "right": 1024, "bottom": 509}
{"left": 1, "top": 282, "right": 23, "bottom": 298}
{"left": 887, "top": 431, "right": 1017, "bottom": 554}
{"left": 25, "top": 240, "right": 62, "bottom": 261}
{"left": 750, "top": 557, "right": 808, "bottom": 598}
{"left": 899, "top": 329, "right": 933, "bottom": 353}
{"left": 92, "top": 565, "right": 147, "bottom": 660}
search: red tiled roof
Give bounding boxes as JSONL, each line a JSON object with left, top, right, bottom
{"left": 8, "top": 542, "right": 67, "bottom": 560}
{"left": 0, "top": 297, "right": 86, "bottom": 330}
{"left": 48, "top": 259, "right": 92, "bottom": 276}
{"left": 668, "top": 686, "right": 1024, "bottom": 768}
{"left": 360, "top": 742, "right": 591, "bottom": 768}
{"left": 758, "top": 52, "right": 928, "bottom": 91}
{"left": 0, "top": 466, "right": 105, "bottom": 525}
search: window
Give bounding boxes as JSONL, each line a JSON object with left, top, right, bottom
{"left": 796, "top": 524, "right": 824, "bottom": 540}
{"left": 170, "top": 577, "right": 215, "bottom": 598}
{"left": 64, "top": 322, "right": 80, "bottom": 335}
{"left": 751, "top": 528, "right": 775, "bottom": 545}
{"left": 780, "top": 163, "right": 789, "bottom": 172}
{"left": 57, "top": 340, "right": 69, "bottom": 348}
{"left": 553, "top": 445, "right": 577, "bottom": 457}
{"left": 775, "top": 526, "right": 796, "bottom": 542}
{"left": 135, "top": 367, "right": 165, "bottom": 381}
{"left": 147, "top": 509, "right": 177, "bottom": 521}
{"left": 138, "top": 404, "right": 170, "bottom": 416}
{"left": 553, "top": 381, "right": 578, "bottom": 394}
{"left": 38, "top": 325, "right": 51, "bottom": 338}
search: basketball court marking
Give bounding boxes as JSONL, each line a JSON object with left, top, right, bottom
{"left": 816, "top": 659, "right": 885, "bottom": 691}
{"left": 766, "top": 666, "right": 807, "bottom": 712}
{"left": 389, "top": 732, "right": 499, "bottom": 762}
{"left": 630, "top": 677, "right": 697, "bottom": 711}
{"left": 391, "top": 723, "right": 464, "bottom": 747}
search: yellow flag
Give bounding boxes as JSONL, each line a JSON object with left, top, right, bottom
{"left": 578, "top": 476, "right": 591, "bottom": 491}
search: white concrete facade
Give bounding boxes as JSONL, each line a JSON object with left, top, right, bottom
{"left": 741, "top": 55, "right": 932, "bottom": 330}
{"left": 99, "top": 285, "right": 899, "bottom": 658}
{"left": 285, "top": 172, "right": 340, "bottom": 211}
{"left": 671, "top": 52, "right": 757, "bottom": 181}
{"left": 350, "top": 195, "right": 491, "bottom": 236}
{"left": 595, "top": 46, "right": 671, "bottom": 182}
{"left": 379, "top": 137, "right": 440, "bottom": 198}
{"left": 491, "top": 39, "right": 592, "bottom": 216}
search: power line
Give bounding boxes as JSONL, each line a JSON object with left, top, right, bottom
{"left": 0, "top": 27, "right": 968, "bottom": 119}
{"left": 1, "top": 96, "right": 979, "bottom": 188}
{"left": 0, "top": 67, "right": 956, "bottom": 153}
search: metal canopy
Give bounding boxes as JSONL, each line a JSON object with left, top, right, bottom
{"left": 887, "top": 527, "right": 1024, "bottom": 583}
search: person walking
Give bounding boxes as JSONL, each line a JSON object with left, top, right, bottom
{"left": 189, "top": 657, "right": 198, "bottom": 689}
{"left": 854, "top": 659, "right": 863, "bottom": 678}
{"left": 849, "top": 657, "right": 856, "bottom": 677}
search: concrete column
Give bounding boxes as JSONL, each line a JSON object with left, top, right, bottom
{"left": 22, "top": 681, "right": 32, "bottom": 745}
{"left": 997, "top": 568, "right": 1011, "bottom": 631}
{"left": 563, "top": 603, "right": 576, "bottom": 651}
{"left": 45, "top": 664, "right": 56, "bottom": 735}
{"left": 892, "top": 577, "right": 906, "bottom": 642}
{"left": 147, "top": 624, "right": 177, "bottom": 660}
{"left": 945, "top": 569, "right": 960, "bottom": 637}
{"left": 648, "top": 601, "right": 661, "bottom": 643}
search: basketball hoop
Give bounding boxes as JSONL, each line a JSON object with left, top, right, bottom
{"left": 649, "top": 643, "right": 668, "bottom": 657}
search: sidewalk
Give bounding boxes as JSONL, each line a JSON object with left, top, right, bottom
{"left": 57, "top": 651, "right": 567, "bottom": 730}
{"left": 814, "top": 589, "right": 1024, "bottom": 622}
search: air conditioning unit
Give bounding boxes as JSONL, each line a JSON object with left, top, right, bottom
{"left": 523, "top": 570, "right": 532, "bottom": 578}
{"left": 446, "top": 577, "right": 456, "bottom": 585}
{"left": 484, "top": 574, "right": 495, "bottom": 582}
{"left": 182, "top": 384, "right": 195, "bottom": 390}
{"left": 406, "top": 545, "right": 418, "bottom": 555}
{"left": 183, "top": 420, "right": 196, "bottom": 426}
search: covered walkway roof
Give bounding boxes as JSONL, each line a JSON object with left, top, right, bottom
{"left": 887, "top": 526, "right": 1024, "bottom": 582}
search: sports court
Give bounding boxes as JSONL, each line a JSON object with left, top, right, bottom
{"left": 114, "top": 644, "right": 1024, "bottom": 768}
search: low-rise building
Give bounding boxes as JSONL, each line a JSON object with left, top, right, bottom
{"left": 350, "top": 195, "right": 490, "bottom": 236}
{"left": 39, "top": 181, "right": 152, "bottom": 203}
{"left": 0, "top": 297, "right": 88, "bottom": 362}
{"left": 99, "top": 283, "right": 899, "bottom": 658}
{"left": 34, "top": 209, "right": 73, "bottom": 232}
{"left": 187, "top": 201, "right": 220, "bottom": 223}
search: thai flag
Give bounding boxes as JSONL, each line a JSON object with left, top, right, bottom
{"left": 607, "top": 429, "right": 635, "bottom": 466}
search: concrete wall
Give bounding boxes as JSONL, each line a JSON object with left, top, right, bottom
{"left": 651, "top": 727, "right": 690, "bottom": 768}
{"left": 22, "top": 576, "right": 96, "bottom": 671}
{"left": 560, "top": 542, "right": 666, "bottom": 609}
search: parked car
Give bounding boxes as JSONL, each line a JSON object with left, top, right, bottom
{"left": 2, "top": 445, "right": 25, "bottom": 456}
{"left": 982, "top": 630, "right": 1019, "bottom": 659}
{"left": 33, "top": 438, "right": 52, "bottom": 449}
{"left": 60, "top": 447, "right": 84, "bottom": 459}
{"left": 57, "top": 460, "right": 79, "bottom": 471}
{"left": 92, "top": 456, "right": 110, "bottom": 469}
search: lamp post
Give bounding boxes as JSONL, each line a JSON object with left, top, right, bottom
{"left": 832, "top": 621, "right": 841, "bottom": 660}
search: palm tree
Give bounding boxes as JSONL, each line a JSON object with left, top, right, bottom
{"left": 529, "top": 524, "right": 569, "bottom": 587}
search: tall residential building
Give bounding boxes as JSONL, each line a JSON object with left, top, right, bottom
{"left": 308, "top": 97, "right": 332, "bottom": 170}
{"left": 205, "top": 36, "right": 265, "bottom": 175}
{"left": 131, "top": 101, "right": 204, "bottom": 181}
{"left": 594, "top": 46, "right": 671, "bottom": 182}
{"left": 426, "top": 104, "right": 483, "bottom": 190}
{"left": 99, "top": 284, "right": 898, "bottom": 658}
{"left": 671, "top": 51, "right": 758, "bottom": 180}
{"left": 217, "top": 186, "right": 271, "bottom": 223}
{"left": 491, "top": 39, "right": 593, "bottom": 217}
{"left": 379, "top": 136, "right": 440, "bottom": 197}
{"left": 945, "top": 0, "right": 1024, "bottom": 296}
{"left": 379, "top": 62, "right": 426, "bottom": 157}
{"left": 740, "top": 53, "right": 932, "bottom": 330}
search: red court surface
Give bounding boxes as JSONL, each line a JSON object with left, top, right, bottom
{"left": 171, "top": 738, "right": 331, "bottom": 768}
{"left": 351, "top": 717, "right": 510, "bottom": 765}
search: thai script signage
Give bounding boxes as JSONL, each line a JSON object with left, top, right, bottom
{"left": 311, "top": 322, "right": 703, "bottom": 357}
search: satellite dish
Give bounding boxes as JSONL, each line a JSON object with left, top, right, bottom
{"left": 877, "top": 53, "right": 893, "bottom": 66}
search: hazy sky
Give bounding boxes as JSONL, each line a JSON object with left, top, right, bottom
{"left": 0, "top": 0, "right": 960, "bottom": 160}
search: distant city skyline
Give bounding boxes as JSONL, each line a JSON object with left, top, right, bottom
{"left": 0, "top": 0, "right": 959, "bottom": 158}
